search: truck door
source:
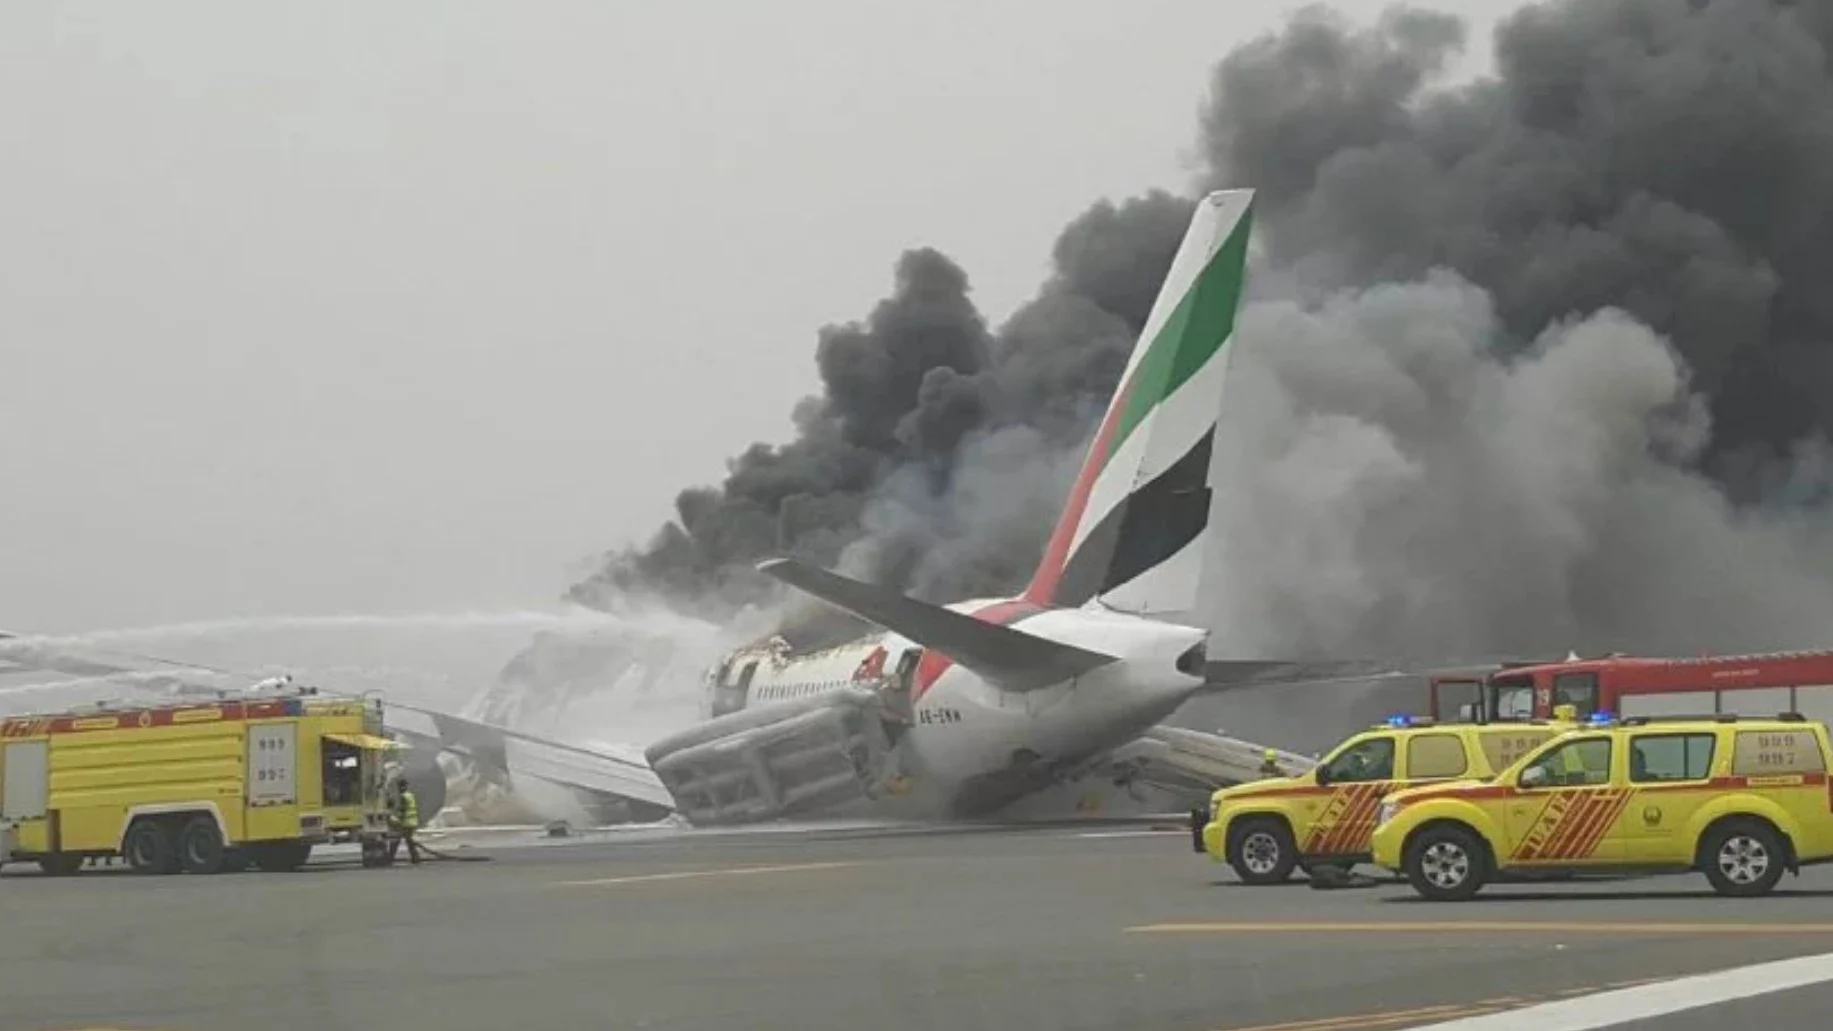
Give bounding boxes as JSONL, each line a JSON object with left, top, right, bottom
{"left": 1431, "top": 678, "right": 1484, "bottom": 721}
{"left": 1553, "top": 672, "right": 1600, "bottom": 717}
{"left": 1304, "top": 733, "right": 1397, "bottom": 856}
{"left": 1618, "top": 729, "right": 1718, "bottom": 864}
{"left": 1, "top": 740, "right": 47, "bottom": 821}
{"left": 1488, "top": 674, "right": 1537, "bottom": 721}
{"left": 2, "top": 740, "right": 49, "bottom": 853}
{"left": 1503, "top": 735, "right": 1625, "bottom": 864}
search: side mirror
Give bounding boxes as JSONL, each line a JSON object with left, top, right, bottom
{"left": 1520, "top": 766, "right": 1549, "bottom": 789}
{"left": 1315, "top": 766, "right": 1333, "bottom": 787}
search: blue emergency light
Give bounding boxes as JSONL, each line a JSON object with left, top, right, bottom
{"left": 1587, "top": 710, "right": 1616, "bottom": 725}
{"left": 1385, "top": 714, "right": 1414, "bottom": 728}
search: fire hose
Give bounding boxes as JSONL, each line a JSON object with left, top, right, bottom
{"left": 405, "top": 835, "right": 493, "bottom": 863}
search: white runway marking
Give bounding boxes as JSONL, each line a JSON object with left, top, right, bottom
{"left": 549, "top": 861, "right": 863, "bottom": 887}
{"left": 1068, "top": 829, "right": 1185, "bottom": 839}
{"left": 1407, "top": 950, "right": 1833, "bottom": 1029}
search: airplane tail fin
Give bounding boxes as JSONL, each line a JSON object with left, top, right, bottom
{"left": 1022, "top": 188, "right": 1255, "bottom": 620}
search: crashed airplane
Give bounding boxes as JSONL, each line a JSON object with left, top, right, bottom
{"left": 394, "top": 186, "right": 1391, "bottom": 826}
{"left": 0, "top": 187, "right": 1416, "bottom": 828}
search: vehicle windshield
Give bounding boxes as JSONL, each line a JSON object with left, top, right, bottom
{"left": 1489, "top": 675, "right": 1537, "bottom": 720}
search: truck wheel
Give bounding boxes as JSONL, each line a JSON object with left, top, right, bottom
{"left": 124, "top": 819, "right": 179, "bottom": 875}
{"left": 177, "top": 815, "right": 226, "bottom": 875}
{"left": 1701, "top": 818, "right": 1787, "bottom": 898}
{"left": 1227, "top": 817, "right": 1297, "bottom": 885}
{"left": 37, "top": 854, "right": 83, "bottom": 877}
{"left": 1403, "top": 824, "right": 1488, "bottom": 901}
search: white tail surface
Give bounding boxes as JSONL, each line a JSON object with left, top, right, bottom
{"left": 1022, "top": 189, "right": 1256, "bottom": 620}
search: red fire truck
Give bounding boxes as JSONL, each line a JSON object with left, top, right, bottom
{"left": 1427, "top": 650, "right": 1833, "bottom": 726}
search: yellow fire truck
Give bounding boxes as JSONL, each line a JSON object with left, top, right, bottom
{"left": 0, "top": 684, "right": 401, "bottom": 875}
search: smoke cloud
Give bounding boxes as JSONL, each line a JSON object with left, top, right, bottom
{"left": 563, "top": 0, "right": 1833, "bottom": 673}
{"left": 566, "top": 191, "right": 1191, "bottom": 623}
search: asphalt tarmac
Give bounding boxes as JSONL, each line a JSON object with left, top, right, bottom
{"left": 5, "top": 823, "right": 1833, "bottom": 1031}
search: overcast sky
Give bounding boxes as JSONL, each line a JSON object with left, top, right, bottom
{"left": 0, "top": 1, "right": 1518, "bottom": 636}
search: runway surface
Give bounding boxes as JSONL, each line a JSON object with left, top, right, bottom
{"left": 5, "top": 822, "right": 1833, "bottom": 1031}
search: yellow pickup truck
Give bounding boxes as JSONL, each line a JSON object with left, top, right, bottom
{"left": 1370, "top": 713, "right": 1833, "bottom": 899}
{"left": 1196, "top": 716, "right": 1568, "bottom": 884}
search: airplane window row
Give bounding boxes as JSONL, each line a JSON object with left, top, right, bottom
{"left": 758, "top": 681, "right": 843, "bottom": 701}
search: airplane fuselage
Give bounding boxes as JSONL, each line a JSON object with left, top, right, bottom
{"left": 702, "top": 597, "right": 1208, "bottom": 818}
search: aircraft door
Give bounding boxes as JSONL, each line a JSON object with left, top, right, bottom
{"left": 712, "top": 660, "right": 759, "bottom": 718}
{"left": 887, "top": 648, "right": 921, "bottom": 724}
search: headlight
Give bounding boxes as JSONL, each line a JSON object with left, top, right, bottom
{"left": 1208, "top": 797, "right": 1222, "bottom": 820}
{"left": 1376, "top": 800, "right": 1399, "bottom": 826}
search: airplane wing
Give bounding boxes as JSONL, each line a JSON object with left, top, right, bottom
{"left": 1073, "top": 657, "right": 1579, "bottom": 799}
{"left": 383, "top": 701, "right": 675, "bottom": 816}
{"left": 757, "top": 557, "right": 1119, "bottom": 692}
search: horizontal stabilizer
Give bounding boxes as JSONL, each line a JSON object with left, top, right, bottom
{"left": 1201, "top": 659, "right": 1416, "bottom": 690}
{"left": 757, "top": 558, "right": 1118, "bottom": 692}
{"left": 1199, "top": 654, "right": 1583, "bottom": 692}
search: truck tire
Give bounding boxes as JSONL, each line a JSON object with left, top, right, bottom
{"left": 1403, "top": 823, "right": 1488, "bottom": 901}
{"left": 1700, "top": 818, "right": 1787, "bottom": 898}
{"left": 177, "top": 815, "right": 226, "bottom": 875}
{"left": 124, "top": 819, "right": 179, "bottom": 875}
{"left": 1227, "top": 816, "right": 1298, "bottom": 885}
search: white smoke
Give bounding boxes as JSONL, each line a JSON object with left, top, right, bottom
{"left": 1202, "top": 268, "right": 1833, "bottom": 664}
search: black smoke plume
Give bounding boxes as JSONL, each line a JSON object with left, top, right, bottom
{"left": 568, "top": 0, "right": 1833, "bottom": 663}
{"left": 567, "top": 191, "right": 1193, "bottom": 626}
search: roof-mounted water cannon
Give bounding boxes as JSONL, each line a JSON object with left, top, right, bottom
{"left": 243, "top": 675, "right": 293, "bottom": 696}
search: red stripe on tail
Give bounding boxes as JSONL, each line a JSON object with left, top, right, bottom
{"left": 1023, "top": 379, "right": 1135, "bottom": 606}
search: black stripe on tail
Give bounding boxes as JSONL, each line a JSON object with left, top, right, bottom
{"left": 1051, "top": 426, "right": 1214, "bottom": 608}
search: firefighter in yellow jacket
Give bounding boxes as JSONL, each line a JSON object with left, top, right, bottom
{"left": 389, "top": 776, "right": 424, "bottom": 865}
{"left": 1258, "top": 748, "right": 1284, "bottom": 778}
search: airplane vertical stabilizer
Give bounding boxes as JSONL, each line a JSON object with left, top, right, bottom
{"left": 1022, "top": 189, "right": 1255, "bottom": 620}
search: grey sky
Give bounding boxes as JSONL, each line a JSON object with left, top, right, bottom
{"left": 0, "top": 1, "right": 1518, "bottom": 635}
